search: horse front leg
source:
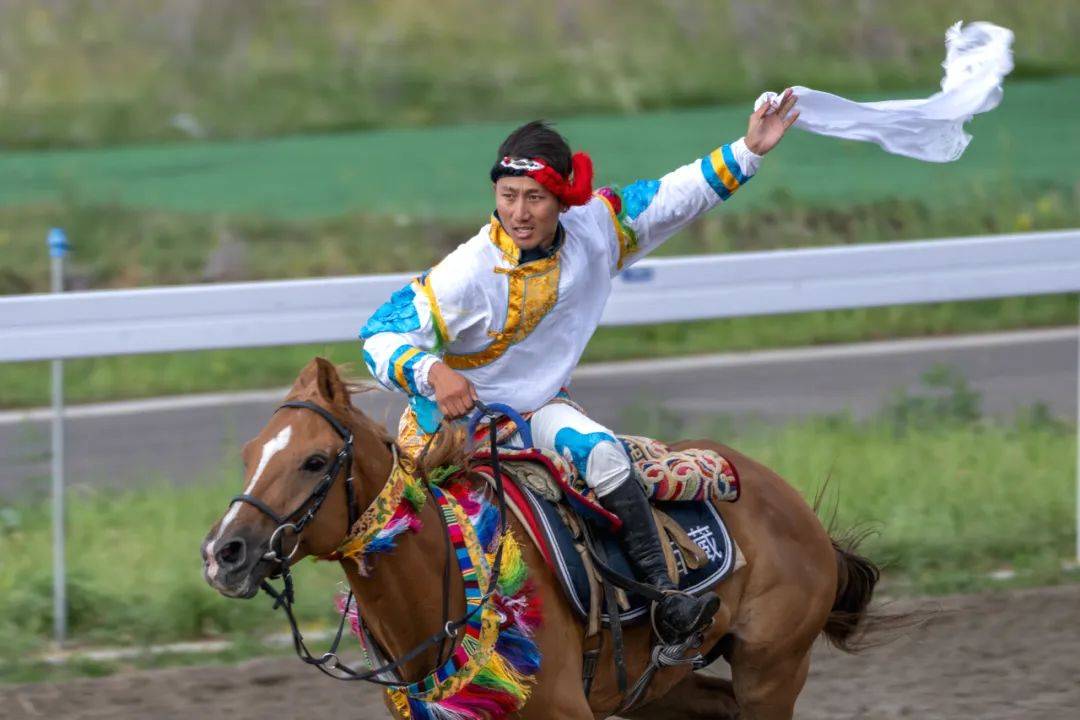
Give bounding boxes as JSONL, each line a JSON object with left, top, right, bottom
{"left": 621, "top": 670, "right": 740, "bottom": 720}
{"left": 518, "top": 644, "right": 594, "bottom": 720}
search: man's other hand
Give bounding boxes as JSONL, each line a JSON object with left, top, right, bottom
{"left": 745, "top": 88, "right": 799, "bottom": 156}
{"left": 428, "top": 362, "right": 478, "bottom": 419}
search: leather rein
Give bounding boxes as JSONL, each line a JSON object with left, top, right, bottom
{"left": 226, "top": 399, "right": 514, "bottom": 688}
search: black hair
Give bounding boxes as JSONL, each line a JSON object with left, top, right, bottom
{"left": 496, "top": 120, "right": 572, "bottom": 178}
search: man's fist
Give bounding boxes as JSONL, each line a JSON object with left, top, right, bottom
{"left": 745, "top": 88, "right": 800, "bottom": 156}
{"left": 428, "top": 362, "right": 478, "bottom": 419}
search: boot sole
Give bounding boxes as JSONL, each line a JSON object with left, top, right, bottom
{"left": 658, "top": 594, "right": 722, "bottom": 644}
{"left": 689, "top": 594, "right": 722, "bottom": 633}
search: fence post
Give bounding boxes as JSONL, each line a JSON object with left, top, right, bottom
{"left": 47, "top": 227, "right": 69, "bottom": 646}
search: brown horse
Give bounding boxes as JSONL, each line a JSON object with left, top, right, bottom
{"left": 202, "top": 358, "right": 878, "bottom": 719}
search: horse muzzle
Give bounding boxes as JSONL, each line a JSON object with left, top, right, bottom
{"left": 201, "top": 532, "right": 273, "bottom": 599}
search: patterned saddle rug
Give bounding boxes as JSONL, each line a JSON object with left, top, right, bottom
{"left": 468, "top": 447, "right": 741, "bottom": 626}
{"left": 398, "top": 402, "right": 741, "bottom": 506}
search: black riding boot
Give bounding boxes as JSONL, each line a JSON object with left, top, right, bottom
{"left": 598, "top": 480, "right": 720, "bottom": 644}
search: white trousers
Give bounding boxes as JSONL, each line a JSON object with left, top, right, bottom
{"left": 522, "top": 402, "right": 631, "bottom": 498}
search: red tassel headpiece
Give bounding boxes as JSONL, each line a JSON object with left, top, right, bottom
{"left": 490, "top": 152, "right": 594, "bottom": 206}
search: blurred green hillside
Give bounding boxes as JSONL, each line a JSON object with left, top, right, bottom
{"left": 0, "top": 0, "right": 1076, "bottom": 149}
{"left": 1, "top": 75, "right": 1077, "bottom": 297}
{"left": 1, "top": 77, "right": 1075, "bottom": 223}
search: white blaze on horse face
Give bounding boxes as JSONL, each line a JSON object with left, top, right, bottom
{"left": 213, "top": 424, "right": 294, "bottom": 546}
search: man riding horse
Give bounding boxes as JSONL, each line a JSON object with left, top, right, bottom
{"left": 360, "top": 90, "right": 799, "bottom": 645}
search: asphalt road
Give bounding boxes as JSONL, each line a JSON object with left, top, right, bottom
{"left": 1, "top": 328, "right": 1075, "bottom": 499}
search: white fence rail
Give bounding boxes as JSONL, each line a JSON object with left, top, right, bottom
{"left": 1, "top": 229, "right": 1078, "bottom": 362}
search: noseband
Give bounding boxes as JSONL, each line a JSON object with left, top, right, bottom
{"left": 229, "top": 400, "right": 361, "bottom": 562}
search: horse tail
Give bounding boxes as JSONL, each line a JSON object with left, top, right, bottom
{"left": 822, "top": 528, "right": 880, "bottom": 652}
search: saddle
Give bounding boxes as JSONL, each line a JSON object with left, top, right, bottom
{"left": 466, "top": 439, "right": 742, "bottom": 631}
{"left": 459, "top": 436, "right": 744, "bottom": 709}
{"left": 400, "top": 402, "right": 743, "bottom": 618}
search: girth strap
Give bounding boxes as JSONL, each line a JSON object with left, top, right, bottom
{"left": 582, "top": 521, "right": 627, "bottom": 694}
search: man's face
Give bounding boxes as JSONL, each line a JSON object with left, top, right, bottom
{"left": 494, "top": 176, "right": 563, "bottom": 252}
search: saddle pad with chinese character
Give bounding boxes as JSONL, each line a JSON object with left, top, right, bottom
{"left": 510, "top": 481, "right": 737, "bottom": 626}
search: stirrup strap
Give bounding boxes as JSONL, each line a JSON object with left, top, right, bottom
{"left": 617, "top": 633, "right": 705, "bottom": 714}
{"left": 581, "top": 523, "right": 666, "bottom": 603}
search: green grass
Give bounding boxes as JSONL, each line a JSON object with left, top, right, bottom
{"left": 724, "top": 413, "right": 1077, "bottom": 594}
{"left": 0, "top": 375, "right": 1075, "bottom": 680}
{"left": 0, "top": 639, "right": 297, "bottom": 685}
{"left": 0, "top": 476, "right": 349, "bottom": 674}
{"left": 1, "top": 76, "right": 1077, "bottom": 222}
{"left": 0, "top": 1, "right": 1075, "bottom": 150}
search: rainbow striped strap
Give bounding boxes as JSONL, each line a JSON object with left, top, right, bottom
{"left": 399, "top": 485, "right": 500, "bottom": 701}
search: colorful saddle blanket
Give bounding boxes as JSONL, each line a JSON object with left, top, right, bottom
{"left": 470, "top": 449, "right": 739, "bottom": 626}
{"left": 619, "top": 435, "right": 740, "bottom": 503}
{"left": 468, "top": 427, "right": 741, "bottom": 508}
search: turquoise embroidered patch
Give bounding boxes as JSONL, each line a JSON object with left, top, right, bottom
{"left": 622, "top": 179, "right": 660, "bottom": 221}
{"left": 554, "top": 428, "right": 618, "bottom": 478}
{"left": 360, "top": 284, "right": 420, "bottom": 339}
{"left": 410, "top": 395, "right": 443, "bottom": 434}
{"left": 362, "top": 349, "right": 378, "bottom": 376}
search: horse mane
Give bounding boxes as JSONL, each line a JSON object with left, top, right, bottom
{"left": 339, "top": 370, "right": 466, "bottom": 478}
{"left": 333, "top": 369, "right": 394, "bottom": 448}
{"left": 414, "top": 426, "right": 469, "bottom": 479}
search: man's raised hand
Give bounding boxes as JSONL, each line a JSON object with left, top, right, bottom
{"left": 745, "top": 88, "right": 800, "bottom": 156}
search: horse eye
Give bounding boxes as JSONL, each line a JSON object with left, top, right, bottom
{"left": 302, "top": 455, "right": 328, "bottom": 472}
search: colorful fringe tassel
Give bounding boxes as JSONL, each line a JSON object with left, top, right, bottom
{"left": 333, "top": 463, "right": 427, "bottom": 576}
{"left": 358, "top": 504, "right": 424, "bottom": 574}
{"left": 352, "top": 473, "right": 542, "bottom": 720}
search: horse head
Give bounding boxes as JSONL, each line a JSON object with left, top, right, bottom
{"left": 201, "top": 357, "right": 393, "bottom": 598}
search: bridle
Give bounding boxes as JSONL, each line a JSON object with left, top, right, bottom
{"left": 225, "top": 398, "right": 519, "bottom": 689}
{"left": 231, "top": 400, "right": 361, "bottom": 564}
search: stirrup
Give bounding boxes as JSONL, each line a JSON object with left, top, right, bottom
{"left": 649, "top": 590, "right": 718, "bottom": 646}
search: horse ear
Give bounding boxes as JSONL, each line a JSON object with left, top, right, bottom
{"left": 313, "top": 356, "right": 349, "bottom": 407}
{"left": 288, "top": 358, "right": 321, "bottom": 398}
{"left": 288, "top": 357, "right": 348, "bottom": 407}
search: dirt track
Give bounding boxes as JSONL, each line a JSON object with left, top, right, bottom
{"left": 4, "top": 583, "right": 1079, "bottom": 719}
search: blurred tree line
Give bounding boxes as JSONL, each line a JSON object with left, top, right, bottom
{"left": 0, "top": 0, "right": 1076, "bottom": 149}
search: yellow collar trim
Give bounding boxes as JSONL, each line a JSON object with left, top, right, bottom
{"left": 443, "top": 253, "right": 560, "bottom": 371}
{"left": 488, "top": 216, "right": 521, "bottom": 264}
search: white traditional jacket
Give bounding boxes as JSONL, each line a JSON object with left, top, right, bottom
{"left": 361, "top": 138, "right": 761, "bottom": 425}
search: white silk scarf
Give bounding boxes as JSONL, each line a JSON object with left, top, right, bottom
{"left": 756, "top": 22, "right": 1014, "bottom": 162}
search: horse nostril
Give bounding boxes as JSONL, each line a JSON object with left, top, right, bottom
{"left": 216, "top": 538, "right": 247, "bottom": 569}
